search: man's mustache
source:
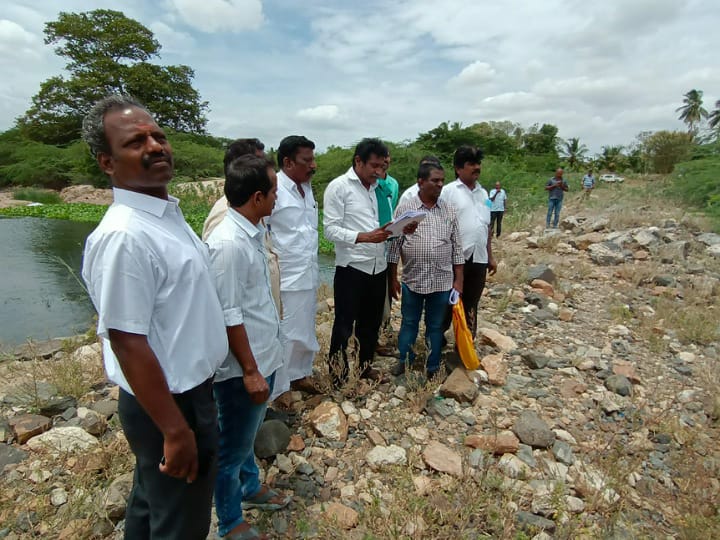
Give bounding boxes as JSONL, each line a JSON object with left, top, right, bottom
{"left": 142, "top": 153, "right": 173, "bottom": 169}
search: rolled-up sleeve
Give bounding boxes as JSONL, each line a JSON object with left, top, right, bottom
{"left": 323, "top": 181, "right": 358, "bottom": 245}
{"left": 207, "top": 239, "right": 247, "bottom": 327}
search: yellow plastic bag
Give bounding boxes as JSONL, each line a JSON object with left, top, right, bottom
{"left": 452, "top": 299, "right": 480, "bottom": 370}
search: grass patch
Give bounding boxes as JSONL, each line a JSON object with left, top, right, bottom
{"left": 12, "top": 188, "right": 63, "bottom": 204}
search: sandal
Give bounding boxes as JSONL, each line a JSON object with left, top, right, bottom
{"left": 242, "top": 485, "right": 291, "bottom": 510}
{"left": 220, "top": 525, "right": 268, "bottom": 540}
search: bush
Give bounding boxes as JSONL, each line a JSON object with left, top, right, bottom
{"left": 13, "top": 188, "right": 62, "bottom": 204}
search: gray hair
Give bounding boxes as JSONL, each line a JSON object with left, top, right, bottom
{"left": 81, "top": 95, "right": 150, "bottom": 158}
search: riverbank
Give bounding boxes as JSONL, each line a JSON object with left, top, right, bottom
{"left": 1, "top": 182, "right": 719, "bottom": 538}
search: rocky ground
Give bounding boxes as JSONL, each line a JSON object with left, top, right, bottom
{"left": 1, "top": 186, "right": 719, "bottom": 539}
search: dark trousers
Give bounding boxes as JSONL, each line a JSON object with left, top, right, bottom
{"left": 443, "top": 255, "right": 488, "bottom": 340}
{"left": 490, "top": 211, "right": 504, "bottom": 237}
{"left": 329, "top": 265, "right": 387, "bottom": 380}
{"left": 118, "top": 379, "right": 218, "bottom": 540}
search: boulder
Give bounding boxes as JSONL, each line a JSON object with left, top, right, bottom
{"left": 307, "top": 402, "right": 348, "bottom": 442}
{"left": 527, "top": 265, "right": 556, "bottom": 284}
{"left": 0, "top": 444, "right": 28, "bottom": 471}
{"left": 366, "top": 445, "right": 407, "bottom": 468}
{"left": 530, "top": 279, "right": 554, "bottom": 297}
{"left": 570, "top": 232, "right": 605, "bottom": 250}
{"left": 655, "top": 240, "right": 689, "bottom": 263}
{"left": 103, "top": 472, "right": 134, "bottom": 521}
{"left": 9, "top": 414, "right": 52, "bottom": 444}
{"left": 323, "top": 502, "right": 359, "bottom": 529}
{"left": 478, "top": 329, "right": 517, "bottom": 352}
{"left": 588, "top": 242, "right": 626, "bottom": 265}
{"left": 464, "top": 431, "right": 520, "bottom": 454}
{"left": 481, "top": 353, "right": 507, "bottom": 385}
{"left": 254, "top": 420, "right": 291, "bottom": 458}
{"left": 39, "top": 396, "right": 77, "bottom": 417}
{"left": 513, "top": 411, "right": 555, "bottom": 448}
{"left": 605, "top": 374, "right": 633, "bottom": 396}
{"left": 26, "top": 427, "right": 98, "bottom": 453}
{"left": 439, "top": 368, "right": 479, "bottom": 403}
{"left": 422, "top": 441, "right": 463, "bottom": 477}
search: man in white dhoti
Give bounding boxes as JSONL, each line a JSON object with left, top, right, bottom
{"left": 268, "top": 136, "right": 320, "bottom": 400}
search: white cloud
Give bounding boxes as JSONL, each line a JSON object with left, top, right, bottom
{"left": 296, "top": 105, "right": 342, "bottom": 126}
{"left": 449, "top": 61, "right": 496, "bottom": 88}
{"left": 0, "top": 19, "right": 40, "bottom": 58}
{"left": 168, "top": 0, "right": 264, "bottom": 32}
{"left": 150, "top": 21, "right": 195, "bottom": 55}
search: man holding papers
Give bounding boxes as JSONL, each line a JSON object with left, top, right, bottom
{"left": 387, "top": 161, "right": 464, "bottom": 379}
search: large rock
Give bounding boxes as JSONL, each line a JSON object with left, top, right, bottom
{"left": 103, "top": 472, "right": 134, "bottom": 521}
{"left": 516, "top": 511, "right": 556, "bottom": 534}
{"left": 366, "top": 445, "right": 407, "bottom": 468}
{"left": 465, "top": 431, "right": 519, "bottom": 454}
{"left": 323, "top": 502, "right": 359, "bottom": 529}
{"left": 632, "top": 229, "right": 660, "bottom": 247}
{"left": 39, "top": 396, "right": 77, "bottom": 417}
{"left": 0, "top": 444, "right": 28, "bottom": 470}
{"left": 707, "top": 244, "right": 720, "bottom": 259}
{"left": 26, "top": 427, "right": 98, "bottom": 453}
{"left": 439, "top": 368, "right": 478, "bottom": 403}
{"left": 13, "top": 338, "right": 66, "bottom": 361}
{"left": 3, "top": 382, "right": 58, "bottom": 406}
{"left": 307, "top": 402, "right": 348, "bottom": 442}
{"left": 480, "top": 353, "right": 507, "bottom": 386}
{"left": 80, "top": 410, "right": 107, "bottom": 437}
{"left": 530, "top": 279, "right": 554, "bottom": 297}
{"left": 513, "top": 411, "right": 555, "bottom": 448}
{"left": 422, "top": 441, "right": 462, "bottom": 477}
{"left": 527, "top": 265, "right": 556, "bottom": 284}
{"left": 605, "top": 374, "right": 633, "bottom": 396}
{"left": 655, "top": 241, "right": 689, "bottom": 263}
{"left": 9, "top": 414, "right": 52, "bottom": 444}
{"left": 588, "top": 242, "right": 626, "bottom": 265}
{"left": 478, "top": 329, "right": 517, "bottom": 352}
{"left": 697, "top": 232, "right": 720, "bottom": 246}
{"left": 254, "top": 419, "right": 291, "bottom": 458}
{"left": 570, "top": 232, "right": 605, "bottom": 251}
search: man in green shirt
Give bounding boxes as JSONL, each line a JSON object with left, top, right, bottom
{"left": 376, "top": 153, "right": 400, "bottom": 355}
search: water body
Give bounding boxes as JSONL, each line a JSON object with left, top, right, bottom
{"left": 1, "top": 217, "right": 337, "bottom": 346}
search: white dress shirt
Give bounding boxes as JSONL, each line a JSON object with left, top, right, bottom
{"left": 441, "top": 179, "right": 491, "bottom": 262}
{"left": 398, "top": 183, "right": 420, "bottom": 207}
{"left": 267, "top": 170, "right": 319, "bottom": 291}
{"left": 323, "top": 166, "right": 387, "bottom": 275}
{"left": 82, "top": 188, "right": 229, "bottom": 395}
{"left": 206, "top": 208, "right": 284, "bottom": 383}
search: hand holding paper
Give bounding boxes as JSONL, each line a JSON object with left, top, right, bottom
{"left": 385, "top": 210, "right": 427, "bottom": 237}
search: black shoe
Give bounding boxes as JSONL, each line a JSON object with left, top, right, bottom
{"left": 391, "top": 361, "right": 408, "bottom": 377}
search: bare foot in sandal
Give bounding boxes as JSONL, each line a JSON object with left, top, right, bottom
{"left": 242, "top": 484, "right": 291, "bottom": 510}
{"left": 222, "top": 521, "right": 268, "bottom": 540}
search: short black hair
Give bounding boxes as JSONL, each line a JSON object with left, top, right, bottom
{"left": 419, "top": 155, "right": 441, "bottom": 166}
{"left": 277, "top": 135, "right": 315, "bottom": 168}
{"left": 453, "top": 145, "right": 484, "bottom": 170}
{"left": 223, "top": 138, "right": 265, "bottom": 172}
{"left": 224, "top": 155, "right": 273, "bottom": 207}
{"left": 418, "top": 162, "right": 444, "bottom": 180}
{"left": 353, "top": 138, "right": 389, "bottom": 164}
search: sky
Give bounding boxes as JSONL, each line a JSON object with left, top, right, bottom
{"left": 1, "top": 0, "right": 719, "bottom": 155}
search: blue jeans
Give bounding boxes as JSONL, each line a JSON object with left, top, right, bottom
{"left": 213, "top": 372, "right": 275, "bottom": 537}
{"left": 398, "top": 284, "right": 449, "bottom": 374}
{"left": 546, "top": 198, "right": 563, "bottom": 227}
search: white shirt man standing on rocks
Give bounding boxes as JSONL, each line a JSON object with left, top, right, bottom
{"left": 441, "top": 145, "right": 497, "bottom": 338}
{"left": 81, "top": 95, "right": 228, "bottom": 539}
{"left": 268, "top": 135, "right": 321, "bottom": 399}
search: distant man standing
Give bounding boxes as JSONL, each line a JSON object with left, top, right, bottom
{"left": 81, "top": 95, "right": 228, "bottom": 539}
{"left": 442, "top": 145, "right": 497, "bottom": 338}
{"left": 268, "top": 135, "right": 320, "bottom": 399}
{"left": 388, "top": 162, "right": 464, "bottom": 378}
{"left": 488, "top": 181, "right": 508, "bottom": 238}
{"left": 545, "top": 168, "right": 568, "bottom": 228}
{"left": 323, "top": 138, "right": 392, "bottom": 386}
{"left": 582, "top": 169, "right": 595, "bottom": 200}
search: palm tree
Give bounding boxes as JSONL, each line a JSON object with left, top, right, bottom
{"left": 676, "top": 89, "right": 708, "bottom": 134}
{"left": 709, "top": 100, "right": 720, "bottom": 130}
{"left": 562, "top": 137, "right": 588, "bottom": 170}
{"left": 598, "top": 145, "right": 625, "bottom": 171}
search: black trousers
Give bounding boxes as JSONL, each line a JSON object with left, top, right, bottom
{"left": 329, "top": 265, "right": 387, "bottom": 379}
{"left": 118, "top": 379, "right": 218, "bottom": 540}
{"left": 490, "top": 211, "right": 504, "bottom": 237}
{"left": 443, "top": 255, "right": 488, "bottom": 340}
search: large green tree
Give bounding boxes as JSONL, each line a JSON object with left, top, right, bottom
{"left": 561, "top": 137, "right": 588, "bottom": 170}
{"left": 709, "top": 100, "right": 720, "bottom": 130}
{"left": 641, "top": 130, "right": 693, "bottom": 174}
{"left": 676, "top": 89, "right": 708, "bottom": 135}
{"left": 18, "top": 9, "right": 208, "bottom": 145}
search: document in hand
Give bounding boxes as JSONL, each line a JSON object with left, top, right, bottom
{"left": 385, "top": 210, "right": 427, "bottom": 237}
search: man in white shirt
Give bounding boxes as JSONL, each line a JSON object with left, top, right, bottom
{"left": 441, "top": 145, "right": 497, "bottom": 338}
{"left": 206, "top": 155, "right": 290, "bottom": 540}
{"left": 268, "top": 135, "right": 320, "bottom": 399}
{"left": 489, "top": 181, "right": 508, "bottom": 238}
{"left": 323, "top": 138, "right": 393, "bottom": 386}
{"left": 81, "top": 96, "right": 229, "bottom": 539}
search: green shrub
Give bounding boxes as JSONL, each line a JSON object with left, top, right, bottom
{"left": 12, "top": 188, "right": 63, "bottom": 204}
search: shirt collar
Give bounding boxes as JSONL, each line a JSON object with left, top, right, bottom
{"left": 453, "top": 178, "right": 481, "bottom": 192}
{"left": 226, "top": 207, "right": 263, "bottom": 240}
{"left": 112, "top": 187, "right": 178, "bottom": 218}
{"left": 411, "top": 194, "right": 441, "bottom": 211}
{"left": 278, "top": 169, "right": 308, "bottom": 194}
{"left": 347, "top": 166, "right": 377, "bottom": 190}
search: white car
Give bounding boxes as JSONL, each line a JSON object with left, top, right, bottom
{"left": 600, "top": 174, "right": 624, "bottom": 183}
